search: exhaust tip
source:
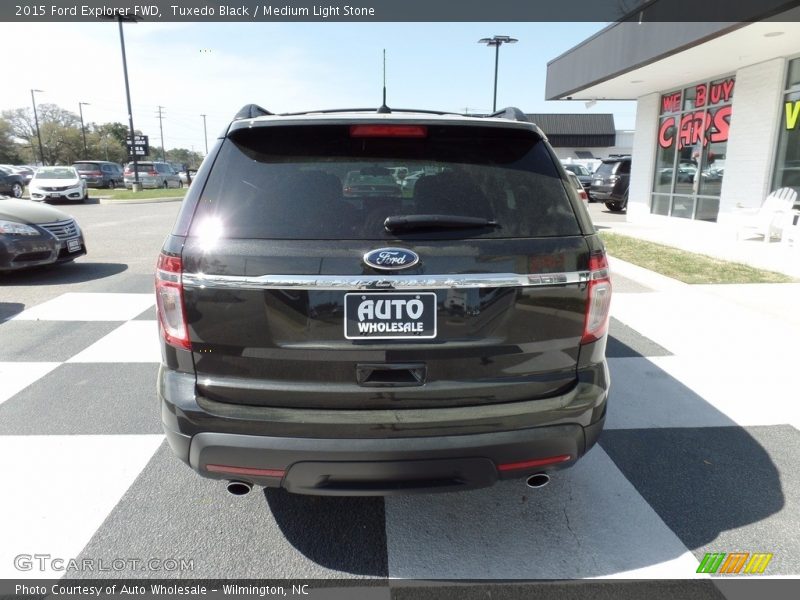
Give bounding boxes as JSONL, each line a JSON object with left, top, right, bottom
{"left": 226, "top": 480, "right": 253, "bottom": 496}
{"left": 526, "top": 473, "right": 550, "bottom": 489}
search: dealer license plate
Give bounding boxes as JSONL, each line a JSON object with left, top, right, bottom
{"left": 344, "top": 292, "right": 437, "bottom": 340}
{"left": 67, "top": 239, "right": 81, "bottom": 253}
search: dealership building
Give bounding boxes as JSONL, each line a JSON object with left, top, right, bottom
{"left": 546, "top": 11, "right": 800, "bottom": 225}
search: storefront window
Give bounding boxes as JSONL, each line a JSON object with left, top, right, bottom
{"left": 651, "top": 77, "right": 734, "bottom": 221}
{"left": 772, "top": 58, "right": 800, "bottom": 198}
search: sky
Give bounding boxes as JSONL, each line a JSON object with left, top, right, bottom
{"left": 0, "top": 22, "right": 636, "bottom": 155}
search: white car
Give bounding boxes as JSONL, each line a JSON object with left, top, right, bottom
{"left": 29, "top": 166, "right": 88, "bottom": 203}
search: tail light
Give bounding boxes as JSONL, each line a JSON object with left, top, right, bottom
{"left": 155, "top": 253, "right": 190, "bottom": 349}
{"left": 579, "top": 189, "right": 588, "bottom": 202}
{"left": 581, "top": 252, "right": 612, "bottom": 344}
{"left": 124, "top": 169, "right": 132, "bottom": 175}
{"left": 350, "top": 124, "right": 428, "bottom": 138}
{"left": 91, "top": 171, "right": 102, "bottom": 176}
{"left": 148, "top": 170, "right": 158, "bottom": 176}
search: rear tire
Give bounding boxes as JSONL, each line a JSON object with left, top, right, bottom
{"left": 108, "top": 180, "right": 116, "bottom": 190}
{"left": 11, "top": 183, "right": 23, "bottom": 198}
{"left": 605, "top": 202, "right": 622, "bottom": 212}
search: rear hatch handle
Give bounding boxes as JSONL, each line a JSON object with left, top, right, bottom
{"left": 356, "top": 363, "right": 427, "bottom": 387}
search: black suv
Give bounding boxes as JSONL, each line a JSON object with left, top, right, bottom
{"left": 591, "top": 155, "right": 631, "bottom": 212}
{"left": 157, "top": 105, "right": 611, "bottom": 496}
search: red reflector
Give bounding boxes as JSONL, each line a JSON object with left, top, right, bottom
{"left": 497, "top": 455, "right": 572, "bottom": 472}
{"left": 350, "top": 124, "right": 428, "bottom": 138}
{"left": 206, "top": 464, "right": 285, "bottom": 478}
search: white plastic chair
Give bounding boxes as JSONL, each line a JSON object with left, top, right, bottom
{"left": 735, "top": 187, "right": 798, "bottom": 242}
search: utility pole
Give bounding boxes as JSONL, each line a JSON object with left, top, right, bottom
{"left": 156, "top": 105, "right": 166, "bottom": 161}
{"left": 78, "top": 102, "right": 90, "bottom": 156}
{"left": 30, "top": 89, "right": 45, "bottom": 165}
{"left": 200, "top": 114, "right": 208, "bottom": 154}
{"left": 117, "top": 15, "right": 140, "bottom": 190}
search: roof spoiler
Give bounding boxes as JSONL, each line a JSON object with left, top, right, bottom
{"left": 234, "top": 104, "right": 273, "bottom": 120}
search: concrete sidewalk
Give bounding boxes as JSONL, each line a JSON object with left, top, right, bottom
{"left": 594, "top": 214, "right": 800, "bottom": 279}
{"left": 609, "top": 255, "right": 800, "bottom": 430}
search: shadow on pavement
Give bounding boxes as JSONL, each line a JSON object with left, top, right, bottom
{"left": 264, "top": 488, "right": 388, "bottom": 577}
{"left": 0, "top": 302, "right": 25, "bottom": 321}
{"left": 600, "top": 426, "right": 785, "bottom": 551}
{"left": 0, "top": 261, "right": 127, "bottom": 286}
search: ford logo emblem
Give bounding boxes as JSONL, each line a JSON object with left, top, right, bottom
{"left": 363, "top": 247, "right": 420, "bottom": 271}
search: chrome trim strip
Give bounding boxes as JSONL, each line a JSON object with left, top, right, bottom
{"left": 182, "top": 271, "right": 589, "bottom": 291}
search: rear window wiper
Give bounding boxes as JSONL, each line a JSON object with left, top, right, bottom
{"left": 384, "top": 214, "right": 499, "bottom": 233}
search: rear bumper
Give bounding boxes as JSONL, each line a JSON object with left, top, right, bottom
{"left": 164, "top": 420, "right": 603, "bottom": 495}
{"left": 159, "top": 355, "right": 609, "bottom": 496}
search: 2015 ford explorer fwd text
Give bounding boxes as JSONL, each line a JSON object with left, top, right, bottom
{"left": 156, "top": 105, "right": 611, "bottom": 496}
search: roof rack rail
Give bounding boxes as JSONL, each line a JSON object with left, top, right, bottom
{"left": 486, "top": 107, "right": 530, "bottom": 123}
{"left": 234, "top": 104, "right": 273, "bottom": 120}
{"left": 277, "top": 107, "right": 465, "bottom": 117}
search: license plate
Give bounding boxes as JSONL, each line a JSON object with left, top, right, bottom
{"left": 593, "top": 179, "right": 603, "bottom": 185}
{"left": 344, "top": 292, "right": 437, "bottom": 340}
{"left": 67, "top": 239, "right": 81, "bottom": 253}
{"left": 49, "top": 193, "right": 61, "bottom": 198}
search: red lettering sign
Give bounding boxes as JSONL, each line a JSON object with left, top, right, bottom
{"left": 695, "top": 84, "right": 707, "bottom": 108}
{"left": 710, "top": 105, "right": 732, "bottom": 142}
{"left": 708, "top": 78, "right": 735, "bottom": 105}
{"left": 658, "top": 117, "right": 675, "bottom": 148}
{"left": 661, "top": 92, "right": 681, "bottom": 114}
{"left": 657, "top": 106, "right": 732, "bottom": 149}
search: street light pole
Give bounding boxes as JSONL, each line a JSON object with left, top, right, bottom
{"left": 78, "top": 102, "right": 90, "bottom": 156}
{"left": 477, "top": 36, "right": 518, "bottom": 112}
{"left": 200, "top": 114, "right": 208, "bottom": 154}
{"left": 30, "top": 89, "right": 45, "bottom": 165}
{"left": 117, "top": 15, "right": 140, "bottom": 190}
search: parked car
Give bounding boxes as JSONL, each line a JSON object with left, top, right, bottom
{"left": 28, "top": 166, "right": 88, "bottom": 203}
{"left": 0, "top": 166, "right": 25, "bottom": 199}
{"left": 562, "top": 163, "right": 594, "bottom": 201}
{"left": 73, "top": 160, "right": 124, "bottom": 189}
{"left": 591, "top": 155, "right": 631, "bottom": 212}
{"left": 0, "top": 196, "right": 86, "bottom": 271}
{"left": 566, "top": 171, "right": 589, "bottom": 202}
{"left": 123, "top": 161, "right": 182, "bottom": 189}
{"left": 343, "top": 167, "right": 403, "bottom": 197}
{"left": 0, "top": 165, "right": 36, "bottom": 186}
{"left": 156, "top": 104, "right": 611, "bottom": 497}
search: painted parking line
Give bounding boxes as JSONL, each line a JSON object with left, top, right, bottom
{"left": 12, "top": 293, "right": 154, "bottom": 322}
{"left": 385, "top": 447, "right": 700, "bottom": 579}
{"left": 0, "top": 434, "right": 163, "bottom": 578}
{"left": 0, "top": 362, "right": 60, "bottom": 406}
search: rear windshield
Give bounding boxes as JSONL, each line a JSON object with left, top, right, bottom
{"left": 595, "top": 162, "right": 617, "bottom": 176}
{"left": 73, "top": 163, "right": 99, "bottom": 171}
{"left": 193, "top": 124, "right": 580, "bottom": 240}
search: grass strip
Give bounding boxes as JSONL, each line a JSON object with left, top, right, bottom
{"left": 600, "top": 231, "right": 795, "bottom": 284}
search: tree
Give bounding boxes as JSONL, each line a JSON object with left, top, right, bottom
{"left": 0, "top": 118, "right": 23, "bottom": 163}
{"left": 2, "top": 104, "right": 85, "bottom": 165}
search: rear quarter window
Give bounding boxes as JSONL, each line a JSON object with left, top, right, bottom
{"left": 192, "top": 124, "right": 581, "bottom": 240}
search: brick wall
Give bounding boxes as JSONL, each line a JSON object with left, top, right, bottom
{"left": 718, "top": 58, "right": 786, "bottom": 220}
{"left": 627, "top": 93, "right": 659, "bottom": 222}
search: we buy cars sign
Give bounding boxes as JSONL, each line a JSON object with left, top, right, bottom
{"left": 126, "top": 134, "right": 149, "bottom": 157}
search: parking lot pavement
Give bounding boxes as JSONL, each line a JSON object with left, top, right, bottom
{"left": 0, "top": 202, "right": 797, "bottom": 581}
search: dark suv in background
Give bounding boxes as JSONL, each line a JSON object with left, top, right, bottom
{"left": 73, "top": 161, "right": 124, "bottom": 189}
{"left": 156, "top": 105, "right": 612, "bottom": 497}
{"left": 591, "top": 155, "right": 631, "bottom": 212}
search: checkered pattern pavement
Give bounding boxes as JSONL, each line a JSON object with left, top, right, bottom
{"left": 1, "top": 273, "right": 798, "bottom": 580}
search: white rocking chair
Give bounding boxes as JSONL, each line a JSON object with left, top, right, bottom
{"left": 735, "top": 187, "right": 798, "bottom": 242}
